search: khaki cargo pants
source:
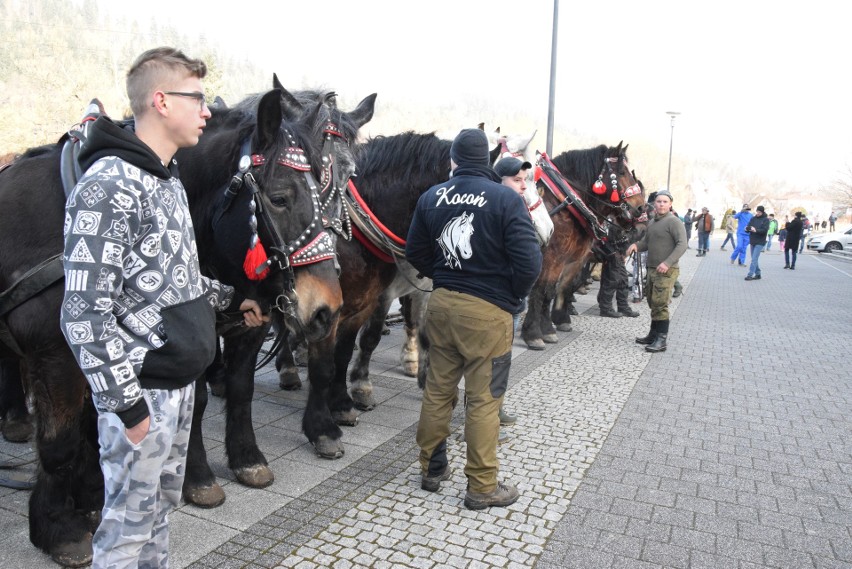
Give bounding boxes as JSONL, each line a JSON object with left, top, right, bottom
{"left": 416, "top": 288, "right": 512, "bottom": 493}
{"left": 646, "top": 267, "right": 680, "bottom": 321}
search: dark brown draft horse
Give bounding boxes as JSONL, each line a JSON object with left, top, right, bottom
{"left": 329, "top": 132, "right": 451, "bottom": 424}
{"left": 521, "top": 143, "right": 646, "bottom": 349}
{"left": 0, "top": 89, "right": 342, "bottom": 566}
{"left": 184, "top": 85, "right": 376, "bottom": 508}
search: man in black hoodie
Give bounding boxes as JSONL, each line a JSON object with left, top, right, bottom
{"left": 744, "top": 205, "right": 771, "bottom": 280}
{"left": 406, "top": 129, "right": 542, "bottom": 510}
{"left": 61, "top": 47, "right": 266, "bottom": 568}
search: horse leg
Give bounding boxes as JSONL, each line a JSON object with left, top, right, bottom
{"left": 275, "top": 328, "right": 303, "bottom": 391}
{"left": 205, "top": 340, "right": 226, "bottom": 398}
{"left": 182, "top": 375, "right": 226, "bottom": 508}
{"left": 551, "top": 284, "right": 575, "bottom": 331}
{"left": 223, "top": 326, "right": 274, "bottom": 488}
{"left": 305, "top": 329, "right": 346, "bottom": 459}
{"left": 348, "top": 295, "right": 394, "bottom": 411}
{"left": 27, "top": 353, "right": 100, "bottom": 568}
{"left": 0, "top": 358, "right": 33, "bottom": 442}
{"left": 399, "top": 292, "right": 431, "bottom": 378}
{"left": 401, "top": 291, "right": 432, "bottom": 389}
{"left": 521, "top": 283, "right": 547, "bottom": 350}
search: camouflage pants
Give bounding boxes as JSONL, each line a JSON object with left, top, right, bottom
{"left": 417, "top": 288, "right": 512, "bottom": 493}
{"left": 646, "top": 267, "right": 680, "bottom": 321}
{"left": 93, "top": 385, "right": 194, "bottom": 569}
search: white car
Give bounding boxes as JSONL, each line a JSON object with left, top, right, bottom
{"left": 807, "top": 227, "right": 852, "bottom": 252}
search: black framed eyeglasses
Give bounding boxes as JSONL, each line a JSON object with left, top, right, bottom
{"left": 154, "top": 91, "right": 207, "bottom": 110}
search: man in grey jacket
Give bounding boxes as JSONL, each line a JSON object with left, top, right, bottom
{"left": 626, "top": 190, "right": 687, "bottom": 353}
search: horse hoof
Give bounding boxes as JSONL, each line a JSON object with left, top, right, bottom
{"left": 525, "top": 338, "right": 546, "bottom": 351}
{"left": 1, "top": 416, "right": 33, "bottom": 442}
{"left": 402, "top": 361, "right": 418, "bottom": 377}
{"left": 278, "top": 368, "right": 302, "bottom": 391}
{"left": 209, "top": 381, "right": 226, "bottom": 398}
{"left": 332, "top": 409, "right": 359, "bottom": 427}
{"left": 351, "top": 389, "right": 376, "bottom": 411}
{"left": 235, "top": 464, "right": 275, "bottom": 488}
{"left": 184, "top": 483, "right": 226, "bottom": 508}
{"left": 50, "top": 534, "right": 93, "bottom": 568}
{"left": 542, "top": 333, "right": 559, "bottom": 344}
{"left": 556, "top": 323, "right": 573, "bottom": 332}
{"left": 313, "top": 436, "right": 345, "bottom": 459}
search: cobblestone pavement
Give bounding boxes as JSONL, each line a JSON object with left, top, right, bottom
{"left": 1, "top": 244, "right": 850, "bottom": 568}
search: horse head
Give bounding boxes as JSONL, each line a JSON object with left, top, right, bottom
{"left": 272, "top": 75, "right": 376, "bottom": 203}
{"left": 197, "top": 89, "right": 343, "bottom": 342}
{"left": 598, "top": 142, "right": 645, "bottom": 228}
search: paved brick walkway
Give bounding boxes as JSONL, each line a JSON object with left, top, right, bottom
{"left": 0, "top": 245, "right": 849, "bottom": 568}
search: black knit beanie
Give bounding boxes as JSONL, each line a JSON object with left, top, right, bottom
{"left": 450, "top": 129, "right": 490, "bottom": 167}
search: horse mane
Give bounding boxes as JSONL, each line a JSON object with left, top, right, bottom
{"left": 550, "top": 145, "right": 614, "bottom": 188}
{"left": 355, "top": 131, "right": 450, "bottom": 193}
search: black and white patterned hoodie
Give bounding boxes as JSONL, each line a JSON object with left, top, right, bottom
{"left": 61, "top": 117, "right": 240, "bottom": 428}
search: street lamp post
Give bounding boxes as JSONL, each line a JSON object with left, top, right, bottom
{"left": 665, "top": 111, "right": 680, "bottom": 192}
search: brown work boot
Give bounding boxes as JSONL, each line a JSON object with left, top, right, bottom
{"left": 421, "top": 467, "right": 452, "bottom": 492}
{"left": 464, "top": 482, "right": 519, "bottom": 510}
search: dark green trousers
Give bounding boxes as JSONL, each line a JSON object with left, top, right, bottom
{"left": 646, "top": 267, "right": 680, "bottom": 321}
{"left": 416, "top": 288, "right": 512, "bottom": 493}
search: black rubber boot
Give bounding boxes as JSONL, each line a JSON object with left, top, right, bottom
{"left": 645, "top": 320, "right": 669, "bottom": 352}
{"left": 635, "top": 321, "right": 658, "bottom": 344}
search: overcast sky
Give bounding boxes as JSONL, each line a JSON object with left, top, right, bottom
{"left": 106, "top": 0, "right": 849, "bottom": 189}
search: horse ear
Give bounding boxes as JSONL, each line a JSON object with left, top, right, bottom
{"left": 477, "top": 122, "right": 485, "bottom": 130}
{"left": 256, "top": 90, "right": 283, "bottom": 150}
{"left": 272, "top": 73, "right": 284, "bottom": 91}
{"left": 347, "top": 93, "right": 377, "bottom": 129}
{"left": 489, "top": 144, "right": 501, "bottom": 165}
{"left": 278, "top": 87, "right": 303, "bottom": 122}
{"left": 623, "top": 143, "right": 629, "bottom": 154}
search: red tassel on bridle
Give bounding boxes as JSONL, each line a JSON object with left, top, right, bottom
{"left": 244, "top": 239, "right": 270, "bottom": 280}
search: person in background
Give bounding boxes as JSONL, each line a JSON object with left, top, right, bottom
{"left": 60, "top": 47, "right": 267, "bottom": 569}
{"left": 765, "top": 213, "right": 778, "bottom": 251}
{"left": 778, "top": 224, "right": 788, "bottom": 252}
{"left": 744, "top": 205, "right": 770, "bottom": 281}
{"left": 406, "top": 129, "right": 542, "bottom": 509}
{"left": 626, "top": 190, "right": 687, "bottom": 353}
{"left": 799, "top": 216, "right": 810, "bottom": 253}
{"left": 730, "top": 204, "right": 753, "bottom": 266}
{"left": 595, "top": 222, "right": 641, "bottom": 319}
{"left": 784, "top": 212, "right": 804, "bottom": 270}
{"left": 720, "top": 209, "right": 736, "bottom": 251}
{"left": 494, "top": 156, "right": 551, "bottom": 427}
{"left": 682, "top": 208, "right": 693, "bottom": 248}
{"left": 829, "top": 212, "right": 837, "bottom": 231}
{"left": 693, "top": 206, "right": 714, "bottom": 256}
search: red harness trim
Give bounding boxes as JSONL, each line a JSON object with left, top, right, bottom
{"left": 346, "top": 179, "right": 407, "bottom": 247}
{"left": 528, "top": 196, "right": 544, "bottom": 212}
{"left": 351, "top": 224, "right": 395, "bottom": 263}
{"left": 538, "top": 153, "right": 597, "bottom": 237}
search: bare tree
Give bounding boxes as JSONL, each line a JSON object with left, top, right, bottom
{"left": 827, "top": 164, "right": 852, "bottom": 210}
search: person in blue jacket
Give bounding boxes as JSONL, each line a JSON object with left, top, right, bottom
{"left": 406, "top": 129, "right": 542, "bottom": 510}
{"left": 730, "top": 203, "right": 754, "bottom": 266}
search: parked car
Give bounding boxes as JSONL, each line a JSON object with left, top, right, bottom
{"left": 807, "top": 226, "right": 852, "bottom": 252}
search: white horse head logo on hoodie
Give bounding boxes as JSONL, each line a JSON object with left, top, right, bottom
{"left": 437, "top": 212, "right": 475, "bottom": 269}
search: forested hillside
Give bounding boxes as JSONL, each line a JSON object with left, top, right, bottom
{"left": 2, "top": 0, "right": 835, "bottom": 214}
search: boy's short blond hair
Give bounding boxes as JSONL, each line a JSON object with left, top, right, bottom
{"left": 126, "top": 47, "right": 207, "bottom": 117}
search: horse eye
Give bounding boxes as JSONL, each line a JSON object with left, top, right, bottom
{"left": 269, "top": 195, "right": 290, "bottom": 208}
